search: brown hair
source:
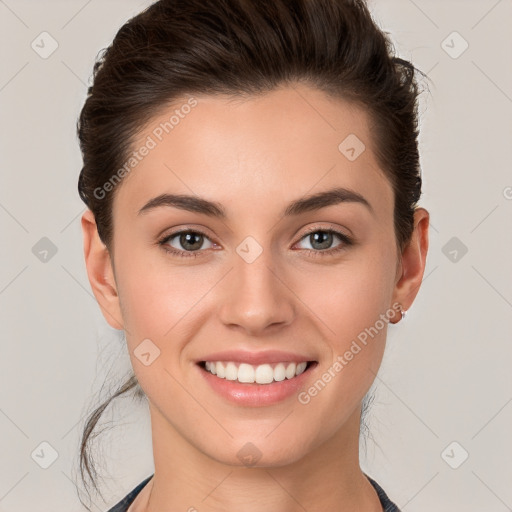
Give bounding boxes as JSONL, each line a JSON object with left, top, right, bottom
{"left": 76, "top": 0, "right": 428, "bottom": 506}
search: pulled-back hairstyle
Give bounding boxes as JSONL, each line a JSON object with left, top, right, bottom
{"left": 76, "top": 0, "right": 428, "bottom": 507}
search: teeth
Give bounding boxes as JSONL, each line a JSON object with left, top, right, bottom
{"left": 239, "top": 363, "right": 256, "bottom": 383}
{"left": 203, "top": 361, "right": 309, "bottom": 384}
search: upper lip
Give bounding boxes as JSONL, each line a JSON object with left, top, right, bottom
{"left": 196, "top": 350, "right": 316, "bottom": 366}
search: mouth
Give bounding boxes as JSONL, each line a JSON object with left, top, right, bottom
{"left": 197, "top": 360, "right": 318, "bottom": 385}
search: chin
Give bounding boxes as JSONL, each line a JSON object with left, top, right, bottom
{"left": 200, "top": 433, "right": 314, "bottom": 469}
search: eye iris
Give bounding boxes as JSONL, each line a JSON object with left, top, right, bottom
{"left": 180, "top": 232, "right": 203, "bottom": 251}
{"left": 310, "top": 231, "right": 333, "bottom": 250}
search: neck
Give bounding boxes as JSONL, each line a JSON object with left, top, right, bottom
{"left": 136, "top": 403, "right": 382, "bottom": 512}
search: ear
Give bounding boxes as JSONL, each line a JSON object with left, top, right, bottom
{"left": 81, "top": 209, "right": 124, "bottom": 330}
{"left": 389, "top": 207, "right": 430, "bottom": 324}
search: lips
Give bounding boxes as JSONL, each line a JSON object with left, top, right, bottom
{"left": 196, "top": 358, "right": 319, "bottom": 406}
{"left": 194, "top": 349, "right": 319, "bottom": 405}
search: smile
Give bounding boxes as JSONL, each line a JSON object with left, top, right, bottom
{"left": 200, "top": 361, "right": 313, "bottom": 384}
{"left": 195, "top": 350, "right": 319, "bottom": 406}
{"left": 200, "top": 360, "right": 315, "bottom": 384}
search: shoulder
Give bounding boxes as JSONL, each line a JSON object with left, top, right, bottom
{"left": 105, "top": 475, "right": 154, "bottom": 512}
{"left": 365, "top": 474, "right": 402, "bottom": 512}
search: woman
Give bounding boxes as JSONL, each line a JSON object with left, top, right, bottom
{"left": 77, "top": 0, "right": 430, "bottom": 510}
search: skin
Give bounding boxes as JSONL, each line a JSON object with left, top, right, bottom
{"left": 81, "top": 83, "right": 429, "bottom": 511}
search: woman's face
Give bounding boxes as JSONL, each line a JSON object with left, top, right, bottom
{"left": 84, "top": 84, "right": 427, "bottom": 467}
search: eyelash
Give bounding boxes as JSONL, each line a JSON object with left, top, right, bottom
{"left": 157, "top": 226, "right": 353, "bottom": 259}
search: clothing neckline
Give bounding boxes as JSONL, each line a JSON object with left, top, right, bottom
{"left": 106, "top": 472, "right": 401, "bottom": 512}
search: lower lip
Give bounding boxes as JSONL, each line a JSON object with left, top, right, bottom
{"left": 196, "top": 362, "right": 318, "bottom": 407}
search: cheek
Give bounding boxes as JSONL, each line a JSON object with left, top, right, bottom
{"left": 292, "top": 248, "right": 397, "bottom": 397}
{"left": 292, "top": 258, "right": 395, "bottom": 428}
{"left": 298, "top": 249, "right": 396, "bottom": 342}
{"left": 114, "top": 247, "right": 226, "bottom": 367}
{"left": 118, "top": 265, "right": 203, "bottom": 336}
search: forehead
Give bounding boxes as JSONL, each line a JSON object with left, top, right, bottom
{"left": 113, "top": 84, "right": 393, "bottom": 222}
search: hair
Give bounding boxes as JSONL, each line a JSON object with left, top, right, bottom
{"left": 76, "top": 0, "right": 429, "bottom": 507}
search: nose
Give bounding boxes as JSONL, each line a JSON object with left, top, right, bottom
{"left": 217, "top": 248, "right": 295, "bottom": 336}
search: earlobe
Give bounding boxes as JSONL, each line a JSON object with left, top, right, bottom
{"left": 81, "top": 209, "right": 124, "bottom": 330}
{"left": 390, "top": 207, "right": 430, "bottom": 324}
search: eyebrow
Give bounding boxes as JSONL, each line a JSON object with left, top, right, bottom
{"left": 137, "top": 187, "right": 374, "bottom": 218}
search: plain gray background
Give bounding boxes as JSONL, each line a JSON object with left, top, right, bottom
{"left": 1, "top": 0, "right": 511, "bottom": 510}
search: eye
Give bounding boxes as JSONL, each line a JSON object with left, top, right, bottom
{"left": 158, "top": 229, "right": 216, "bottom": 258}
{"left": 294, "top": 227, "right": 353, "bottom": 256}
{"left": 158, "top": 226, "right": 353, "bottom": 259}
